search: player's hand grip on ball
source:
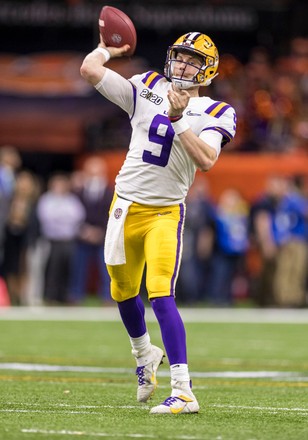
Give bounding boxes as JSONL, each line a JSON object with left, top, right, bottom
{"left": 97, "top": 34, "right": 132, "bottom": 60}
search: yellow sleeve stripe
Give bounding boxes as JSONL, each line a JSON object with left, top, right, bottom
{"left": 204, "top": 101, "right": 231, "bottom": 118}
{"left": 141, "top": 71, "right": 164, "bottom": 89}
{"left": 208, "top": 102, "right": 228, "bottom": 117}
{"left": 144, "top": 72, "right": 159, "bottom": 87}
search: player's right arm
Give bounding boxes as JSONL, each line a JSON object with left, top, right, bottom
{"left": 80, "top": 36, "right": 131, "bottom": 86}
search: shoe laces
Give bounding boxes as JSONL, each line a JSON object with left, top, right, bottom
{"left": 162, "top": 396, "right": 181, "bottom": 407}
{"left": 136, "top": 366, "right": 146, "bottom": 385}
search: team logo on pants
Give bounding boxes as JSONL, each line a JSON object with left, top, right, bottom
{"left": 114, "top": 208, "right": 123, "bottom": 219}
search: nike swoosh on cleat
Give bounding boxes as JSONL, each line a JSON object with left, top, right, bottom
{"left": 170, "top": 406, "right": 185, "bottom": 414}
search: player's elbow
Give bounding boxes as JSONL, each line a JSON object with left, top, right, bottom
{"left": 80, "top": 61, "right": 92, "bottom": 80}
{"left": 198, "top": 159, "right": 215, "bottom": 172}
{"left": 198, "top": 155, "right": 217, "bottom": 172}
{"left": 80, "top": 60, "right": 98, "bottom": 84}
{"left": 196, "top": 143, "right": 219, "bottom": 172}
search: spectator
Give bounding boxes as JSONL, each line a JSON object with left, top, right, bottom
{"left": 273, "top": 177, "right": 308, "bottom": 307}
{"left": 177, "top": 176, "right": 215, "bottom": 303}
{"left": 250, "top": 175, "right": 308, "bottom": 307}
{"left": 0, "top": 146, "right": 21, "bottom": 269}
{"left": 37, "top": 172, "right": 85, "bottom": 304}
{"left": 208, "top": 188, "right": 250, "bottom": 306}
{"left": 69, "top": 156, "right": 113, "bottom": 304}
{"left": 23, "top": 176, "right": 46, "bottom": 306}
{"left": 1, "top": 170, "right": 40, "bottom": 305}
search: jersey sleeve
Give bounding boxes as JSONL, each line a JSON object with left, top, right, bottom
{"left": 201, "top": 102, "right": 237, "bottom": 148}
{"left": 94, "top": 69, "right": 135, "bottom": 116}
{"left": 199, "top": 130, "right": 223, "bottom": 158}
{"left": 129, "top": 70, "right": 165, "bottom": 88}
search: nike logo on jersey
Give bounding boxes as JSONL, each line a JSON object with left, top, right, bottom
{"left": 186, "top": 110, "right": 201, "bottom": 116}
{"left": 170, "top": 406, "right": 186, "bottom": 414}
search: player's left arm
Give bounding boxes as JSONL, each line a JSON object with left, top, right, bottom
{"left": 176, "top": 126, "right": 220, "bottom": 172}
{"left": 167, "top": 87, "right": 219, "bottom": 172}
{"left": 167, "top": 87, "right": 236, "bottom": 172}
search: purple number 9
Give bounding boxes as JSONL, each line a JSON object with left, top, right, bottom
{"left": 142, "top": 114, "right": 175, "bottom": 167}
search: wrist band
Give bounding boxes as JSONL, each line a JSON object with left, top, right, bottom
{"left": 94, "top": 47, "right": 111, "bottom": 62}
{"left": 168, "top": 115, "right": 183, "bottom": 122}
{"left": 171, "top": 117, "right": 190, "bottom": 135}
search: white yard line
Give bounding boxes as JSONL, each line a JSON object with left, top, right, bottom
{"left": 21, "top": 429, "right": 204, "bottom": 439}
{"left": 211, "top": 404, "right": 308, "bottom": 413}
{"left": 21, "top": 429, "right": 156, "bottom": 438}
{"left": 2, "top": 402, "right": 306, "bottom": 417}
{"left": 0, "top": 362, "right": 307, "bottom": 381}
{"left": 6, "top": 402, "right": 305, "bottom": 418}
{"left": 0, "top": 363, "right": 131, "bottom": 374}
{"left": 8, "top": 402, "right": 148, "bottom": 409}
{"left": 7, "top": 401, "right": 308, "bottom": 414}
{"left": 2, "top": 409, "right": 104, "bottom": 414}
{"left": 2, "top": 404, "right": 150, "bottom": 414}
{"left": 0, "top": 306, "right": 308, "bottom": 323}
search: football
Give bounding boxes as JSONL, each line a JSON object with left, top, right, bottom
{"left": 98, "top": 6, "right": 137, "bottom": 56}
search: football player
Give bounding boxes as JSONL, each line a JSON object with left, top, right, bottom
{"left": 81, "top": 31, "right": 236, "bottom": 414}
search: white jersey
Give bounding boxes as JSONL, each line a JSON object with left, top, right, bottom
{"left": 95, "top": 69, "right": 236, "bottom": 206}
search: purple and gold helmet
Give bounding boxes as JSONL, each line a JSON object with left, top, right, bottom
{"left": 164, "top": 32, "right": 219, "bottom": 89}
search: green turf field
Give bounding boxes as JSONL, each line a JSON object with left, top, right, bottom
{"left": 0, "top": 307, "right": 307, "bottom": 440}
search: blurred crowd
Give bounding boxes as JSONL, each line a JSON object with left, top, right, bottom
{"left": 0, "top": 146, "right": 113, "bottom": 307}
{"left": 210, "top": 36, "right": 308, "bottom": 154}
{"left": 0, "top": 145, "right": 307, "bottom": 308}
{"left": 177, "top": 173, "right": 308, "bottom": 308}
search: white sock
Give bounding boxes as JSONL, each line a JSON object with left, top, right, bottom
{"left": 130, "top": 332, "right": 151, "bottom": 358}
{"left": 170, "top": 363, "right": 190, "bottom": 385}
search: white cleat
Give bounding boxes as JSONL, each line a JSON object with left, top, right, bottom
{"left": 134, "top": 345, "right": 164, "bottom": 403}
{"left": 150, "top": 381, "right": 199, "bottom": 414}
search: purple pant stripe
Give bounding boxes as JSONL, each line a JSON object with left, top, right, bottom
{"left": 170, "top": 203, "right": 185, "bottom": 296}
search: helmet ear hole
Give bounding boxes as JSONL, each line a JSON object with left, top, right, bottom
{"left": 204, "top": 72, "right": 219, "bottom": 87}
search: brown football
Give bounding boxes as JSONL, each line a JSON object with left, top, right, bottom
{"left": 99, "top": 6, "right": 137, "bottom": 56}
